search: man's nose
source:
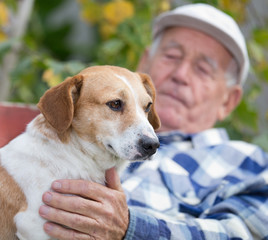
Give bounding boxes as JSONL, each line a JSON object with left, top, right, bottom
{"left": 171, "top": 61, "right": 191, "bottom": 85}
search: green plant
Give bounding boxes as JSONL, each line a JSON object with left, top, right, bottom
{"left": 0, "top": 0, "right": 267, "bottom": 148}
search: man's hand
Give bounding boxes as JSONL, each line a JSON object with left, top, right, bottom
{"left": 39, "top": 167, "right": 129, "bottom": 240}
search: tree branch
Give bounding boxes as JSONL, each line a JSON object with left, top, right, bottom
{"left": 0, "top": 0, "right": 35, "bottom": 101}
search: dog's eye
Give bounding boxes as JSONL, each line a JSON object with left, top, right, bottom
{"left": 145, "top": 102, "right": 152, "bottom": 113}
{"left": 106, "top": 100, "right": 123, "bottom": 111}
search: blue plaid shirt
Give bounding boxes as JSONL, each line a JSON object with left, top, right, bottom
{"left": 122, "top": 128, "right": 268, "bottom": 240}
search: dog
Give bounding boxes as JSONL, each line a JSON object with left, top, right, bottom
{"left": 0, "top": 65, "right": 160, "bottom": 240}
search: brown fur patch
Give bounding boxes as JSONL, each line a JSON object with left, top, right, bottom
{"left": 38, "top": 75, "right": 83, "bottom": 134}
{"left": 0, "top": 163, "right": 27, "bottom": 239}
{"left": 138, "top": 72, "right": 161, "bottom": 130}
{"left": 33, "top": 115, "right": 71, "bottom": 143}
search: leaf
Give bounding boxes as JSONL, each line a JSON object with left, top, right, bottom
{"left": 42, "top": 69, "right": 62, "bottom": 87}
{"left": 252, "top": 132, "right": 268, "bottom": 152}
{"left": 4, "top": 0, "right": 17, "bottom": 10}
{"left": 246, "top": 82, "right": 261, "bottom": 101}
{"left": 0, "top": 38, "right": 19, "bottom": 60}
{"left": 10, "top": 56, "right": 33, "bottom": 83}
{"left": 65, "top": 61, "right": 86, "bottom": 75}
{"left": 233, "top": 99, "right": 258, "bottom": 131}
{"left": 253, "top": 28, "right": 268, "bottom": 47}
{"left": 260, "top": 65, "right": 268, "bottom": 83}
{"left": 79, "top": 1, "right": 102, "bottom": 24}
{"left": 248, "top": 40, "right": 265, "bottom": 63}
{"left": 100, "top": 39, "right": 124, "bottom": 56}
{"left": 44, "top": 59, "right": 65, "bottom": 74}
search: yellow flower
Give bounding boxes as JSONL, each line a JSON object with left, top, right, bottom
{"left": 159, "top": 0, "right": 170, "bottom": 12}
{"left": 42, "top": 69, "right": 62, "bottom": 87}
{"left": 127, "top": 49, "right": 136, "bottom": 66}
{"left": 100, "top": 22, "right": 117, "bottom": 39}
{"left": 103, "top": 0, "right": 134, "bottom": 26}
{"left": 79, "top": 1, "right": 102, "bottom": 24}
{"left": 0, "top": 2, "right": 8, "bottom": 26}
{"left": 219, "top": 0, "right": 249, "bottom": 22}
{"left": 0, "top": 30, "right": 7, "bottom": 42}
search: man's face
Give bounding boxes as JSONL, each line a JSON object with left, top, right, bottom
{"left": 138, "top": 27, "right": 241, "bottom": 133}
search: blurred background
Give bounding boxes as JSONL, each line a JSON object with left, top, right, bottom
{"left": 0, "top": 0, "right": 267, "bottom": 149}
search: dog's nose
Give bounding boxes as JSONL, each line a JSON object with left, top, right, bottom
{"left": 139, "top": 136, "right": 160, "bottom": 156}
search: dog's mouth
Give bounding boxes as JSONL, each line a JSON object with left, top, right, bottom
{"left": 108, "top": 144, "right": 114, "bottom": 151}
{"left": 107, "top": 144, "right": 116, "bottom": 155}
{"left": 106, "top": 136, "right": 160, "bottom": 161}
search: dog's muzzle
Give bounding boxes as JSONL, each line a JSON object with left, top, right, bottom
{"left": 135, "top": 135, "right": 160, "bottom": 160}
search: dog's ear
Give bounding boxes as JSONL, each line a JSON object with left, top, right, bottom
{"left": 38, "top": 75, "right": 83, "bottom": 133}
{"left": 138, "top": 72, "right": 161, "bottom": 130}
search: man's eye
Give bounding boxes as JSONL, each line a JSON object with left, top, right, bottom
{"left": 163, "top": 49, "right": 183, "bottom": 61}
{"left": 106, "top": 100, "right": 123, "bottom": 111}
{"left": 165, "top": 54, "right": 180, "bottom": 60}
{"left": 145, "top": 102, "right": 152, "bottom": 113}
{"left": 198, "top": 66, "right": 209, "bottom": 74}
{"left": 195, "top": 59, "right": 215, "bottom": 79}
{"left": 196, "top": 65, "right": 213, "bottom": 79}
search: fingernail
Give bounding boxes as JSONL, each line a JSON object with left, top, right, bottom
{"left": 39, "top": 205, "right": 50, "bottom": 216}
{"left": 44, "top": 222, "right": 54, "bottom": 232}
{"left": 43, "top": 192, "right": 52, "bottom": 203}
{"left": 52, "top": 181, "right": 62, "bottom": 190}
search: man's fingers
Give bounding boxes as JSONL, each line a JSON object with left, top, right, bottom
{"left": 40, "top": 177, "right": 129, "bottom": 239}
{"left": 50, "top": 179, "right": 108, "bottom": 201}
{"left": 41, "top": 191, "right": 100, "bottom": 215}
{"left": 43, "top": 222, "right": 92, "bottom": 240}
{"left": 39, "top": 204, "right": 99, "bottom": 235}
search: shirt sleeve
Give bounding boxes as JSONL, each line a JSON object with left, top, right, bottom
{"left": 124, "top": 169, "right": 268, "bottom": 240}
{"left": 124, "top": 208, "right": 171, "bottom": 240}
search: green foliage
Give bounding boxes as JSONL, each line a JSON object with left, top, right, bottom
{"left": 0, "top": 37, "right": 18, "bottom": 61}
{"left": 0, "top": 0, "right": 267, "bottom": 146}
{"left": 96, "top": 17, "right": 151, "bottom": 70}
{"left": 253, "top": 131, "right": 268, "bottom": 151}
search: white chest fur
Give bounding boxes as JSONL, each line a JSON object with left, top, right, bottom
{"left": 0, "top": 119, "right": 127, "bottom": 240}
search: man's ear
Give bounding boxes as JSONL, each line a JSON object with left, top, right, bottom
{"left": 217, "top": 86, "right": 242, "bottom": 121}
{"left": 138, "top": 72, "right": 161, "bottom": 130}
{"left": 38, "top": 75, "right": 83, "bottom": 133}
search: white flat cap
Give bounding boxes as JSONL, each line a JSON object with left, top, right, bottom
{"left": 152, "top": 3, "right": 249, "bottom": 85}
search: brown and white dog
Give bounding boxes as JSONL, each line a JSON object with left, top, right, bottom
{"left": 0, "top": 66, "right": 160, "bottom": 240}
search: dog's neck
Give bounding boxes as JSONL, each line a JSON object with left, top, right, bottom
{"left": 27, "top": 114, "right": 127, "bottom": 183}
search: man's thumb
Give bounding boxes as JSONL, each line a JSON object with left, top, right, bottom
{"left": 105, "top": 167, "right": 123, "bottom": 191}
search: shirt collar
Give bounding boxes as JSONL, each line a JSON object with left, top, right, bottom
{"left": 157, "top": 131, "right": 192, "bottom": 144}
{"left": 157, "top": 128, "right": 229, "bottom": 148}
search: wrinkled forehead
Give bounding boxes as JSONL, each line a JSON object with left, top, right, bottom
{"left": 159, "top": 27, "right": 233, "bottom": 70}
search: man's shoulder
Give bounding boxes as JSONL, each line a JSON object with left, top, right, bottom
{"left": 158, "top": 128, "right": 268, "bottom": 164}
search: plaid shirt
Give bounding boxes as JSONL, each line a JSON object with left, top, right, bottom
{"left": 122, "top": 128, "right": 268, "bottom": 240}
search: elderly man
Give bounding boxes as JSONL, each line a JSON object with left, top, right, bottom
{"left": 39, "top": 3, "right": 268, "bottom": 240}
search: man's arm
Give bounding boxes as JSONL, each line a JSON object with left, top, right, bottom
{"left": 124, "top": 168, "right": 268, "bottom": 240}
{"left": 39, "top": 168, "right": 268, "bottom": 240}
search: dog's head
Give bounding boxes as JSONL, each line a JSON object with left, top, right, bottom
{"left": 38, "top": 66, "right": 160, "bottom": 161}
